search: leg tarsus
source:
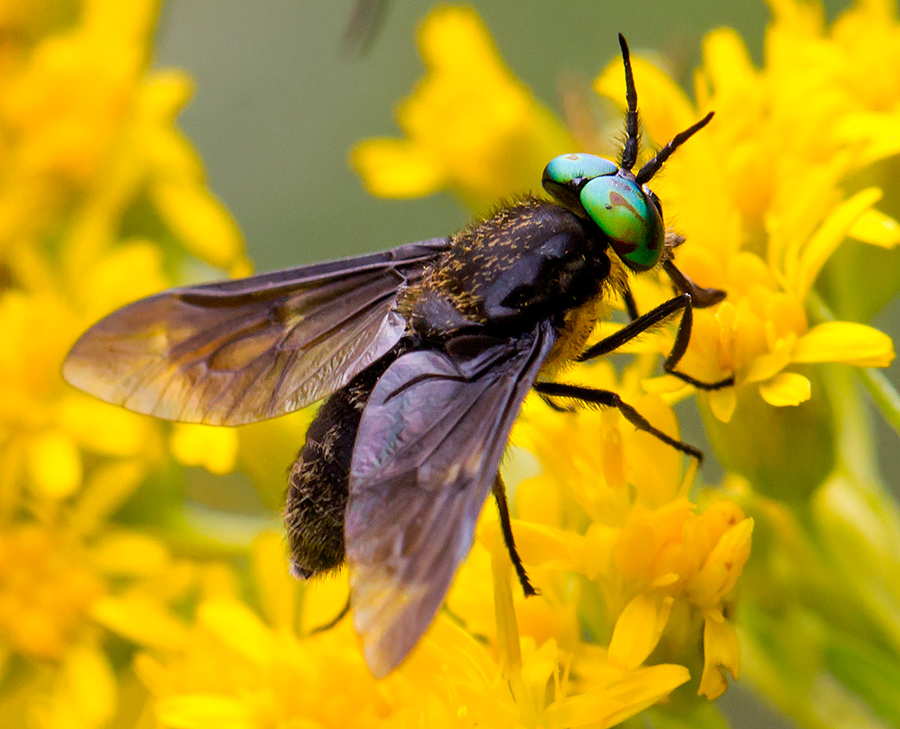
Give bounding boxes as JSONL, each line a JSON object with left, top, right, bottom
{"left": 578, "top": 292, "right": 734, "bottom": 391}
{"left": 307, "top": 598, "right": 350, "bottom": 635}
{"left": 534, "top": 381, "right": 704, "bottom": 463}
{"left": 493, "top": 475, "right": 539, "bottom": 597}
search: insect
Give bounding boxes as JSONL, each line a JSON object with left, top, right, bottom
{"left": 63, "top": 35, "right": 732, "bottom": 678}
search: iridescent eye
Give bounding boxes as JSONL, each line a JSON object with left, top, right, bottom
{"left": 579, "top": 173, "right": 665, "bottom": 272}
{"left": 542, "top": 153, "right": 618, "bottom": 216}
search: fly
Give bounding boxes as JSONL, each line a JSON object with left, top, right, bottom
{"left": 63, "top": 35, "right": 733, "bottom": 677}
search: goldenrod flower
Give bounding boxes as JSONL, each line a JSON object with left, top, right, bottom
{"left": 508, "top": 367, "right": 752, "bottom": 702}
{"left": 0, "top": 0, "right": 248, "bottom": 275}
{"left": 0, "top": 501, "right": 184, "bottom": 728}
{"left": 593, "top": 2, "right": 897, "bottom": 422}
{"left": 351, "top": 5, "right": 575, "bottom": 212}
{"left": 0, "top": 0, "right": 253, "bottom": 724}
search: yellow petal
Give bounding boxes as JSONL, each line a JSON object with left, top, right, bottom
{"left": 848, "top": 207, "right": 900, "bottom": 248}
{"left": 708, "top": 387, "right": 737, "bottom": 423}
{"left": 743, "top": 348, "right": 791, "bottom": 384}
{"left": 688, "top": 518, "right": 754, "bottom": 607}
{"left": 71, "top": 459, "right": 149, "bottom": 533}
{"left": 544, "top": 663, "right": 690, "bottom": 728}
{"left": 170, "top": 424, "right": 238, "bottom": 475}
{"left": 698, "top": 614, "right": 741, "bottom": 699}
{"left": 151, "top": 181, "right": 246, "bottom": 271}
{"left": 58, "top": 643, "right": 117, "bottom": 727}
{"left": 250, "top": 531, "right": 297, "bottom": 634}
{"left": 59, "top": 395, "right": 154, "bottom": 457}
{"left": 92, "top": 531, "right": 170, "bottom": 577}
{"left": 91, "top": 594, "right": 190, "bottom": 650}
{"left": 608, "top": 592, "right": 673, "bottom": 670}
{"left": 759, "top": 372, "right": 811, "bottom": 406}
{"left": 490, "top": 526, "right": 522, "bottom": 674}
{"left": 198, "top": 599, "right": 275, "bottom": 665}
{"left": 350, "top": 138, "right": 445, "bottom": 198}
{"left": 793, "top": 321, "right": 895, "bottom": 367}
{"left": 156, "top": 694, "right": 255, "bottom": 729}
{"left": 27, "top": 429, "right": 82, "bottom": 499}
{"left": 793, "top": 187, "right": 882, "bottom": 296}
{"left": 300, "top": 571, "right": 351, "bottom": 636}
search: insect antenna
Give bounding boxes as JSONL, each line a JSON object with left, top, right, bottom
{"left": 618, "top": 33, "right": 640, "bottom": 172}
{"left": 635, "top": 111, "right": 715, "bottom": 185}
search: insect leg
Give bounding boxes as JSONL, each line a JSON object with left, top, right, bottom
{"left": 577, "top": 293, "right": 734, "bottom": 390}
{"left": 539, "top": 392, "right": 573, "bottom": 412}
{"left": 307, "top": 599, "right": 351, "bottom": 635}
{"left": 492, "top": 474, "right": 539, "bottom": 597}
{"left": 533, "top": 381, "right": 703, "bottom": 462}
{"left": 621, "top": 280, "right": 640, "bottom": 321}
{"left": 663, "top": 259, "right": 726, "bottom": 309}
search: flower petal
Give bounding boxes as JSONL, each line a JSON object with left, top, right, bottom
{"left": 698, "top": 613, "right": 741, "bottom": 699}
{"left": 27, "top": 429, "right": 82, "bottom": 499}
{"left": 170, "top": 424, "right": 238, "bottom": 475}
{"left": 759, "top": 372, "right": 811, "bottom": 407}
{"left": 848, "top": 207, "right": 900, "bottom": 248}
{"left": 156, "top": 694, "right": 256, "bottom": 729}
{"left": 350, "top": 138, "right": 445, "bottom": 198}
{"left": 793, "top": 321, "right": 895, "bottom": 367}
{"left": 793, "top": 187, "right": 882, "bottom": 296}
{"left": 608, "top": 591, "right": 673, "bottom": 670}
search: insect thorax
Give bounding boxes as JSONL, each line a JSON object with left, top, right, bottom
{"left": 399, "top": 197, "right": 613, "bottom": 342}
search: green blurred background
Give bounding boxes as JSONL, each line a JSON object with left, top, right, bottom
{"left": 153, "top": 3, "right": 896, "bottom": 727}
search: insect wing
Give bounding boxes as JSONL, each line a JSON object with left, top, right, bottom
{"left": 346, "top": 320, "right": 557, "bottom": 677}
{"left": 63, "top": 239, "right": 448, "bottom": 425}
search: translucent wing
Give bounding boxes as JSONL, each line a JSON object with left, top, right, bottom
{"left": 63, "top": 239, "right": 448, "bottom": 425}
{"left": 346, "top": 320, "right": 557, "bottom": 677}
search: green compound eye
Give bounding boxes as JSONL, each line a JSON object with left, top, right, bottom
{"left": 543, "top": 153, "right": 618, "bottom": 186}
{"left": 580, "top": 174, "right": 665, "bottom": 271}
{"left": 542, "top": 154, "right": 618, "bottom": 217}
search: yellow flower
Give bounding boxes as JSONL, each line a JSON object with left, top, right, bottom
{"left": 0, "top": 499, "right": 184, "bottom": 728}
{"left": 0, "top": 264, "right": 164, "bottom": 504}
{"left": 351, "top": 5, "right": 575, "bottom": 212}
{"left": 593, "top": 2, "right": 897, "bottom": 422}
{"left": 0, "top": 0, "right": 248, "bottom": 275}
{"left": 138, "top": 532, "right": 695, "bottom": 729}
{"left": 510, "top": 373, "right": 753, "bottom": 701}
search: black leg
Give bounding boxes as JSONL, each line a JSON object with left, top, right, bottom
{"left": 493, "top": 475, "right": 539, "bottom": 597}
{"left": 621, "top": 280, "right": 640, "bottom": 321}
{"left": 539, "top": 392, "right": 573, "bottom": 412}
{"left": 578, "top": 293, "right": 733, "bottom": 390}
{"left": 307, "top": 598, "right": 350, "bottom": 635}
{"left": 534, "top": 381, "right": 704, "bottom": 463}
{"left": 663, "top": 259, "right": 727, "bottom": 309}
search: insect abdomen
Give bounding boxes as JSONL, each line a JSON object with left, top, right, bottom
{"left": 285, "top": 355, "right": 394, "bottom": 578}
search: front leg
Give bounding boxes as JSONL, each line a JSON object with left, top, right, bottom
{"left": 533, "top": 381, "right": 703, "bottom": 462}
{"left": 578, "top": 293, "right": 733, "bottom": 391}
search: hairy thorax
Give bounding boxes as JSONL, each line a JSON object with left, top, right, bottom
{"left": 398, "top": 197, "right": 616, "bottom": 356}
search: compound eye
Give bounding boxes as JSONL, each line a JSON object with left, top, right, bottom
{"left": 580, "top": 174, "right": 665, "bottom": 271}
{"left": 542, "top": 153, "right": 618, "bottom": 215}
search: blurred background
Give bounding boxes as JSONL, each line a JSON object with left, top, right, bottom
{"left": 154, "top": 3, "right": 897, "bottom": 727}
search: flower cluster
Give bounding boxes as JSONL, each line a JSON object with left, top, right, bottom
{"left": 4, "top": 1, "right": 899, "bottom": 728}
{"left": 0, "top": 0, "right": 250, "bottom": 725}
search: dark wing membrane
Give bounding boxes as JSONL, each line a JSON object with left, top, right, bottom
{"left": 346, "top": 320, "right": 557, "bottom": 677}
{"left": 63, "top": 239, "right": 448, "bottom": 425}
